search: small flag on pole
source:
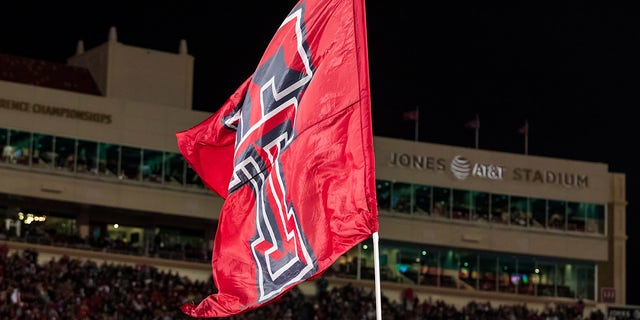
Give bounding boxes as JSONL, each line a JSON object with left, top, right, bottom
{"left": 465, "top": 114, "right": 480, "bottom": 149}
{"left": 403, "top": 110, "right": 418, "bottom": 121}
{"left": 464, "top": 115, "right": 480, "bottom": 129}
{"left": 518, "top": 120, "right": 529, "bottom": 135}
{"left": 403, "top": 107, "right": 419, "bottom": 141}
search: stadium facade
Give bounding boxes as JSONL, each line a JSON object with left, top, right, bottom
{"left": 0, "top": 30, "right": 627, "bottom": 312}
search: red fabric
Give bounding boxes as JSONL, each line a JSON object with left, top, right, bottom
{"left": 176, "top": 0, "right": 378, "bottom": 317}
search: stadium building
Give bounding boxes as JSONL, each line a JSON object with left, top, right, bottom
{"left": 0, "top": 29, "right": 627, "bottom": 313}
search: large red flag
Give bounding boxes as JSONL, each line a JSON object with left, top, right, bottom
{"left": 176, "top": 0, "right": 378, "bottom": 317}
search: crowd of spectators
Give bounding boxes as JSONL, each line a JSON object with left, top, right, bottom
{"left": 0, "top": 244, "right": 608, "bottom": 320}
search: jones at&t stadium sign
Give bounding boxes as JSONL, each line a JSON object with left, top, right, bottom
{"left": 388, "top": 152, "right": 589, "bottom": 189}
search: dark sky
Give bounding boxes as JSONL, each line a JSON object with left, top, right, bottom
{"left": 2, "top": 1, "right": 638, "bottom": 305}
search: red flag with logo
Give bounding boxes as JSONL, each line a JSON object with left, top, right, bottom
{"left": 175, "top": 0, "right": 378, "bottom": 317}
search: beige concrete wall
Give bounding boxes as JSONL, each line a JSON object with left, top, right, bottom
{"left": 107, "top": 42, "right": 194, "bottom": 109}
{"left": 0, "top": 166, "right": 223, "bottom": 220}
{"left": 379, "top": 214, "right": 608, "bottom": 261}
{"left": 0, "top": 80, "right": 209, "bottom": 152}
{"left": 68, "top": 39, "right": 194, "bottom": 109}
{"left": 600, "top": 173, "right": 627, "bottom": 304}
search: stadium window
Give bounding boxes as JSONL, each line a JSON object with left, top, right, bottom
{"left": 7, "top": 129, "right": 32, "bottom": 166}
{"left": 478, "top": 253, "right": 498, "bottom": 292}
{"left": 536, "top": 260, "right": 558, "bottom": 297}
{"left": 490, "top": 194, "right": 509, "bottom": 225}
{"left": 375, "top": 180, "right": 391, "bottom": 211}
{"left": 576, "top": 264, "right": 596, "bottom": 300}
{"left": 164, "top": 152, "right": 186, "bottom": 186}
{"left": 32, "top": 133, "right": 53, "bottom": 168}
{"left": 413, "top": 184, "right": 432, "bottom": 216}
{"left": 120, "top": 146, "right": 142, "bottom": 181}
{"left": 432, "top": 187, "right": 451, "bottom": 219}
{"left": 54, "top": 136, "right": 76, "bottom": 172}
{"left": 458, "top": 250, "right": 479, "bottom": 289}
{"left": 142, "top": 149, "right": 163, "bottom": 183}
{"left": 591, "top": 204, "right": 605, "bottom": 234}
{"left": 452, "top": 189, "right": 471, "bottom": 221}
{"left": 471, "top": 191, "right": 490, "bottom": 223}
{"left": 510, "top": 196, "right": 530, "bottom": 227}
{"left": 391, "top": 182, "right": 412, "bottom": 214}
{"left": 584, "top": 203, "right": 606, "bottom": 234}
{"left": 567, "top": 202, "right": 586, "bottom": 232}
{"left": 97, "top": 142, "right": 119, "bottom": 177}
{"left": 396, "top": 246, "right": 422, "bottom": 284}
{"left": 530, "top": 198, "right": 547, "bottom": 229}
{"left": 1, "top": 128, "right": 9, "bottom": 163}
{"left": 547, "top": 200, "right": 567, "bottom": 231}
{"left": 76, "top": 139, "right": 98, "bottom": 174}
{"left": 498, "top": 256, "right": 517, "bottom": 294}
{"left": 518, "top": 257, "right": 537, "bottom": 296}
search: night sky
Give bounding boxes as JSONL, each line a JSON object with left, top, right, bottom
{"left": 2, "top": 1, "right": 638, "bottom": 305}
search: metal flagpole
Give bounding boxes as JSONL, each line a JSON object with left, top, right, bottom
{"left": 519, "top": 120, "right": 529, "bottom": 155}
{"left": 373, "top": 232, "right": 382, "bottom": 320}
{"left": 474, "top": 114, "right": 480, "bottom": 149}
{"left": 414, "top": 106, "right": 420, "bottom": 142}
{"left": 357, "top": 243, "right": 362, "bottom": 280}
{"left": 524, "top": 120, "right": 529, "bottom": 155}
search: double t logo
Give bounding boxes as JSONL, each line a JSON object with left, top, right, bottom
{"left": 222, "top": 4, "right": 319, "bottom": 303}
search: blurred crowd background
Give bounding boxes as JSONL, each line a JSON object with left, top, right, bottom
{"left": 1, "top": 243, "right": 608, "bottom": 320}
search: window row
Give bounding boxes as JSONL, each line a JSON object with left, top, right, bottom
{"left": 1, "top": 127, "right": 205, "bottom": 189}
{"left": 376, "top": 180, "right": 606, "bottom": 234}
{"left": 333, "top": 239, "right": 595, "bottom": 300}
{"left": 0, "top": 207, "right": 209, "bottom": 262}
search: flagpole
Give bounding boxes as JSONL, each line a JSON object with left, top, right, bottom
{"left": 357, "top": 244, "right": 362, "bottom": 280}
{"left": 524, "top": 120, "right": 529, "bottom": 155}
{"left": 414, "top": 106, "right": 419, "bottom": 142}
{"left": 373, "top": 232, "right": 382, "bottom": 320}
{"left": 474, "top": 114, "right": 479, "bottom": 149}
{"left": 520, "top": 120, "right": 529, "bottom": 155}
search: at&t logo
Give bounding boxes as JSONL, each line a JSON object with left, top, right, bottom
{"left": 450, "top": 155, "right": 505, "bottom": 180}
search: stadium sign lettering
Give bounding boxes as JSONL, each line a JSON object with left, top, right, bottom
{"left": 472, "top": 163, "right": 505, "bottom": 180}
{"left": 512, "top": 168, "right": 588, "bottom": 188}
{"left": 450, "top": 155, "right": 505, "bottom": 180}
{"left": 388, "top": 152, "right": 589, "bottom": 189}
{"left": 607, "top": 305, "right": 640, "bottom": 320}
{"left": 388, "top": 152, "right": 446, "bottom": 171}
{"left": 0, "top": 97, "right": 112, "bottom": 124}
